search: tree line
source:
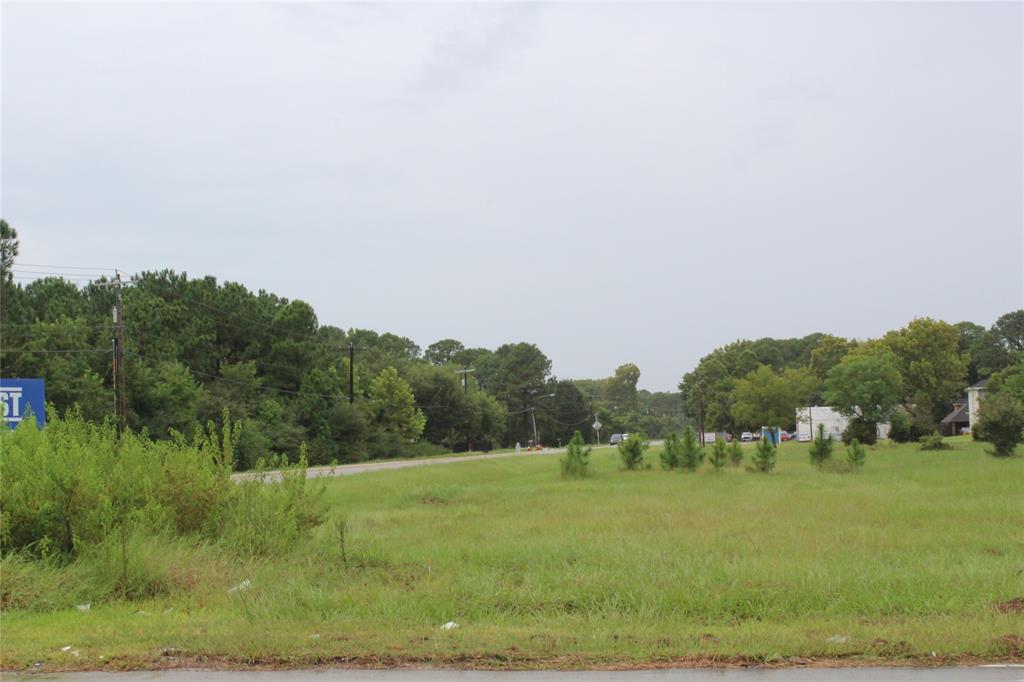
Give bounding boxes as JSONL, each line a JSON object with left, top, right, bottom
{"left": 678, "top": 311, "right": 1024, "bottom": 443}
{"left": 0, "top": 222, "right": 684, "bottom": 468}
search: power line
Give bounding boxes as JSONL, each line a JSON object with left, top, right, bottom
{"left": 14, "top": 262, "right": 116, "bottom": 271}
{"left": 0, "top": 348, "right": 112, "bottom": 354}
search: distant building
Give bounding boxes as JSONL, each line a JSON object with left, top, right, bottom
{"left": 940, "top": 398, "right": 970, "bottom": 436}
{"left": 795, "top": 406, "right": 890, "bottom": 442}
{"left": 967, "top": 379, "right": 988, "bottom": 431}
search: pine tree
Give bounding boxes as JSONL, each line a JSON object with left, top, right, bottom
{"left": 560, "top": 430, "right": 591, "bottom": 478}
{"left": 679, "top": 426, "right": 703, "bottom": 472}
{"left": 752, "top": 438, "right": 776, "bottom": 473}
{"left": 728, "top": 439, "right": 744, "bottom": 467}
{"left": 846, "top": 438, "right": 866, "bottom": 469}
{"left": 709, "top": 439, "right": 728, "bottom": 471}
{"left": 808, "top": 423, "right": 834, "bottom": 468}
{"left": 660, "top": 432, "right": 681, "bottom": 470}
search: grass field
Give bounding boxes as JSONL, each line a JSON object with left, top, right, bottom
{"left": 3, "top": 436, "right": 1022, "bottom": 670}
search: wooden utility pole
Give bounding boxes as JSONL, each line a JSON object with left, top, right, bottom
{"left": 454, "top": 367, "right": 475, "bottom": 452}
{"left": 112, "top": 272, "right": 127, "bottom": 435}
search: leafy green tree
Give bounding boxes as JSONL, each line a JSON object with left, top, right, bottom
{"left": 987, "top": 353, "right": 1024, "bottom": 402}
{"left": 810, "top": 335, "right": 858, "bottom": 380}
{"left": 883, "top": 318, "right": 968, "bottom": 423}
{"left": 824, "top": 343, "right": 903, "bottom": 439}
{"left": 366, "top": 367, "right": 426, "bottom": 441}
{"left": 0, "top": 219, "right": 18, "bottom": 275}
{"left": 975, "top": 392, "right": 1024, "bottom": 457}
{"left": 679, "top": 341, "right": 760, "bottom": 434}
{"left": 127, "top": 361, "right": 206, "bottom": 437}
{"left": 731, "top": 365, "right": 818, "bottom": 430}
{"left": 808, "top": 423, "right": 833, "bottom": 468}
{"left": 559, "top": 430, "right": 591, "bottom": 479}
{"left": 424, "top": 339, "right": 466, "bottom": 366}
{"left": 605, "top": 363, "right": 640, "bottom": 409}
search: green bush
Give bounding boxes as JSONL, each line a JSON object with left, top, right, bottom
{"left": 842, "top": 417, "right": 878, "bottom": 445}
{"left": 808, "top": 423, "right": 834, "bottom": 468}
{"left": 728, "top": 439, "right": 744, "bottom": 467}
{"left": 846, "top": 438, "right": 866, "bottom": 468}
{"left": 887, "top": 406, "right": 932, "bottom": 443}
{"left": 975, "top": 392, "right": 1024, "bottom": 457}
{"left": 709, "top": 439, "right": 727, "bottom": 470}
{"left": 618, "top": 434, "right": 649, "bottom": 470}
{"left": 679, "top": 426, "right": 704, "bottom": 472}
{"left": 0, "top": 410, "right": 326, "bottom": 563}
{"left": 660, "top": 432, "right": 681, "bottom": 470}
{"left": 559, "top": 431, "right": 591, "bottom": 479}
{"left": 919, "top": 432, "right": 952, "bottom": 451}
{"left": 751, "top": 438, "right": 776, "bottom": 473}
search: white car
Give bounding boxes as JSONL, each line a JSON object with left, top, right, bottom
{"left": 609, "top": 433, "right": 629, "bottom": 445}
{"left": 740, "top": 431, "right": 754, "bottom": 442}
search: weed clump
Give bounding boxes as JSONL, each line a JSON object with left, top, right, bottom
{"left": 919, "top": 432, "right": 952, "bottom": 451}
{"left": 560, "top": 430, "right": 591, "bottom": 479}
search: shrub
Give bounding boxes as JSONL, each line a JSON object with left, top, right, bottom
{"left": 918, "top": 432, "right": 952, "bottom": 451}
{"left": 975, "top": 392, "right": 1024, "bottom": 457}
{"left": 887, "top": 406, "right": 931, "bottom": 443}
{"left": 846, "top": 438, "right": 866, "bottom": 468}
{"left": 842, "top": 417, "right": 878, "bottom": 445}
{"left": 559, "top": 430, "right": 591, "bottom": 479}
{"left": 728, "top": 439, "right": 744, "bottom": 467}
{"left": 0, "top": 410, "right": 327, "bottom": 563}
{"left": 709, "top": 439, "right": 727, "bottom": 470}
{"left": 679, "top": 426, "right": 704, "bottom": 472}
{"left": 660, "top": 432, "right": 681, "bottom": 470}
{"left": 808, "top": 423, "right": 834, "bottom": 468}
{"left": 618, "top": 433, "right": 649, "bottom": 470}
{"left": 751, "top": 438, "right": 776, "bottom": 473}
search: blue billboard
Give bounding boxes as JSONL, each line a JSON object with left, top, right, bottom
{"left": 1, "top": 378, "right": 46, "bottom": 429}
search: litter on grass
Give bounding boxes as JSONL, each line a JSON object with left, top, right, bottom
{"left": 228, "top": 579, "right": 252, "bottom": 593}
{"left": 441, "top": 621, "right": 459, "bottom": 630}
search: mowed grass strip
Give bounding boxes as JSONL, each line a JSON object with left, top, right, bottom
{"left": 3, "top": 437, "right": 1023, "bottom": 669}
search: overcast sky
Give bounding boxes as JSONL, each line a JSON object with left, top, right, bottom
{"left": 2, "top": 2, "right": 1021, "bottom": 391}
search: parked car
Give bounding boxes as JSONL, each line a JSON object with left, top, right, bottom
{"left": 609, "top": 433, "right": 629, "bottom": 445}
{"left": 780, "top": 431, "right": 792, "bottom": 442}
{"left": 740, "top": 431, "right": 754, "bottom": 442}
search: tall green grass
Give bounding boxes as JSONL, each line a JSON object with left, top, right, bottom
{"left": 2, "top": 434, "right": 1022, "bottom": 668}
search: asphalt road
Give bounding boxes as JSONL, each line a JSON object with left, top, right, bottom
{"left": 13, "top": 667, "right": 1024, "bottom": 681}
{"left": 231, "top": 444, "right": 629, "bottom": 483}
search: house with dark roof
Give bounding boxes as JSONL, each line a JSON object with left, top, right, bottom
{"left": 940, "top": 398, "right": 970, "bottom": 436}
{"left": 941, "top": 379, "right": 989, "bottom": 436}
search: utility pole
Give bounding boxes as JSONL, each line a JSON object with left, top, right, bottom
{"left": 112, "top": 272, "right": 127, "bottom": 435}
{"left": 348, "top": 343, "right": 355, "bottom": 404}
{"left": 454, "top": 367, "right": 475, "bottom": 453}
{"left": 529, "top": 407, "right": 539, "bottom": 449}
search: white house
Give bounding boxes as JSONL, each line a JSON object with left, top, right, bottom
{"left": 795, "top": 406, "right": 890, "bottom": 442}
{"left": 966, "top": 379, "right": 988, "bottom": 431}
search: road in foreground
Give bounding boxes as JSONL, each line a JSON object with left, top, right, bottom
{"left": 12, "top": 666, "right": 1024, "bottom": 681}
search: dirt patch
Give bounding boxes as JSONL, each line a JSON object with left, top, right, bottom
{"left": 10, "top": 651, "right": 1024, "bottom": 674}
{"left": 994, "top": 597, "right": 1024, "bottom": 613}
{"left": 869, "top": 639, "right": 912, "bottom": 657}
{"left": 419, "top": 496, "right": 447, "bottom": 505}
{"left": 996, "top": 635, "right": 1023, "bottom": 656}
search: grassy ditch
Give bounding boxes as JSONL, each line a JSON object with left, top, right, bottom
{"left": 2, "top": 423, "right": 1022, "bottom": 670}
